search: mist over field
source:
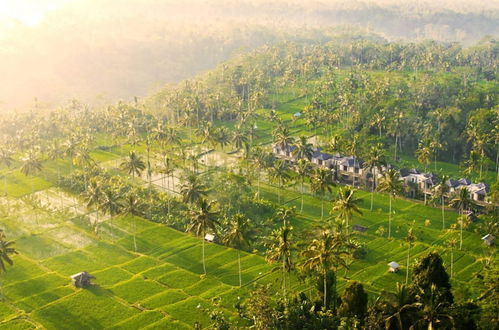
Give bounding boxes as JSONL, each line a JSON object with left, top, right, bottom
{"left": 0, "top": 0, "right": 497, "bottom": 110}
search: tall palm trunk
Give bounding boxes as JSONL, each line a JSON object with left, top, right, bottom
{"left": 300, "top": 178, "right": 304, "bottom": 212}
{"left": 405, "top": 243, "right": 411, "bottom": 285}
{"left": 370, "top": 176, "right": 375, "bottom": 211}
{"left": 441, "top": 197, "right": 445, "bottom": 230}
{"left": 323, "top": 268, "right": 327, "bottom": 308}
{"left": 238, "top": 251, "right": 242, "bottom": 287}
{"left": 450, "top": 248, "right": 454, "bottom": 278}
{"left": 282, "top": 256, "right": 286, "bottom": 297}
{"left": 133, "top": 216, "right": 137, "bottom": 252}
{"left": 202, "top": 233, "right": 206, "bottom": 274}
{"left": 321, "top": 194, "right": 324, "bottom": 220}
{"left": 388, "top": 196, "right": 392, "bottom": 239}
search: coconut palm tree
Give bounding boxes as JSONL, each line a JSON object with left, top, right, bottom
{"left": 331, "top": 187, "right": 363, "bottom": 233}
{"left": 377, "top": 169, "right": 404, "bottom": 239}
{"left": 292, "top": 136, "right": 314, "bottom": 161}
{"left": 216, "top": 127, "right": 231, "bottom": 151}
{"left": 456, "top": 214, "right": 471, "bottom": 251}
{"left": 83, "top": 178, "right": 103, "bottom": 232}
{"left": 186, "top": 198, "right": 220, "bottom": 275}
{"left": 222, "top": 213, "right": 253, "bottom": 287}
{"left": 120, "top": 151, "right": 145, "bottom": 179}
{"left": 232, "top": 125, "right": 249, "bottom": 152}
{"left": 311, "top": 167, "right": 335, "bottom": 220}
{"left": 265, "top": 224, "right": 294, "bottom": 296}
{"left": 0, "top": 229, "right": 17, "bottom": 273}
{"left": 431, "top": 175, "right": 450, "bottom": 230}
{"left": 273, "top": 125, "right": 294, "bottom": 149}
{"left": 450, "top": 187, "right": 474, "bottom": 215}
{"left": 294, "top": 159, "right": 312, "bottom": 212}
{"left": 449, "top": 188, "right": 475, "bottom": 250}
{"left": 268, "top": 159, "right": 290, "bottom": 204}
{"left": 98, "top": 188, "right": 123, "bottom": 241}
{"left": 363, "top": 144, "right": 387, "bottom": 211}
{"left": 179, "top": 172, "right": 208, "bottom": 204}
{"left": 20, "top": 150, "right": 43, "bottom": 199}
{"left": 412, "top": 284, "right": 454, "bottom": 330}
{"left": 382, "top": 283, "right": 417, "bottom": 330}
{"left": 405, "top": 226, "right": 416, "bottom": 285}
{"left": 300, "top": 227, "right": 350, "bottom": 309}
{"left": 251, "top": 148, "right": 273, "bottom": 196}
{"left": 446, "top": 238, "right": 458, "bottom": 278}
{"left": 416, "top": 140, "right": 432, "bottom": 172}
{"left": 0, "top": 149, "right": 13, "bottom": 210}
{"left": 122, "top": 193, "right": 144, "bottom": 252}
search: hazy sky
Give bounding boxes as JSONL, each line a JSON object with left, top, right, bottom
{"left": 0, "top": 0, "right": 76, "bottom": 26}
{"left": 0, "top": 0, "right": 497, "bottom": 111}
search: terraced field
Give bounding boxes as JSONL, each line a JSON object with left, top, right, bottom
{"left": 0, "top": 197, "right": 304, "bottom": 329}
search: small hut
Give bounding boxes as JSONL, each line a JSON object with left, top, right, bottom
{"left": 71, "top": 272, "right": 95, "bottom": 288}
{"left": 388, "top": 261, "right": 399, "bottom": 273}
{"left": 204, "top": 233, "right": 215, "bottom": 243}
{"left": 482, "top": 234, "right": 495, "bottom": 246}
{"left": 293, "top": 112, "right": 302, "bottom": 118}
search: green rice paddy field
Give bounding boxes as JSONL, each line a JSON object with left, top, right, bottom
{"left": 0, "top": 102, "right": 495, "bottom": 328}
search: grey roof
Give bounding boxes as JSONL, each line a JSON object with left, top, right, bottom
{"left": 338, "top": 156, "right": 362, "bottom": 168}
{"left": 399, "top": 168, "right": 410, "bottom": 177}
{"left": 458, "top": 178, "right": 472, "bottom": 185}
{"left": 312, "top": 150, "right": 333, "bottom": 161}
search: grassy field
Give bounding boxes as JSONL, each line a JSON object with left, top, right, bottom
{"left": 256, "top": 180, "right": 491, "bottom": 297}
{"left": 0, "top": 103, "right": 495, "bottom": 328}
{"left": 0, "top": 198, "right": 305, "bottom": 329}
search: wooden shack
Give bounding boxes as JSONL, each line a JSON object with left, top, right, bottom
{"left": 388, "top": 261, "right": 399, "bottom": 273}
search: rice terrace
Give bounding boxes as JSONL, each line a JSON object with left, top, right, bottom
{"left": 0, "top": 0, "right": 498, "bottom": 329}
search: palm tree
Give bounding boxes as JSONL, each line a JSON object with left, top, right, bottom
{"left": 300, "top": 227, "right": 350, "bottom": 309}
{"left": 273, "top": 125, "right": 294, "bottom": 149}
{"left": 362, "top": 144, "right": 386, "bottom": 211}
{"left": 122, "top": 193, "right": 144, "bottom": 252}
{"left": 216, "top": 127, "right": 231, "bottom": 151}
{"left": 311, "top": 167, "right": 335, "bottom": 220}
{"left": 382, "top": 283, "right": 417, "bottom": 330}
{"left": 416, "top": 140, "right": 432, "bottom": 172}
{"left": 456, "top": 214, "right": 471, "bottom": 251}
{"left": 179, "top": 172, "right": 208, "bottom": 204}
{"left": 83, "top": 179, "right": 103, "bottom": 232}
{"left": 405, "top": 226, "right": 416, "bottom": 285}
{"left": 292, "top": 136, "right": 314, "bottom": 160}
{"left": 232, "top": 125, "right": 249, "bottom": 152}
{"left": 377, "top": 169, "right": 404, "bottom": 239}
{"left": 251, "top": 148, "right": 273, "bottom": 197}
{"left": 265, "top": 224, "right": 294, "bottom": 296}
{"left": 412, "top": 285, "right": 454, "bottom": 330}
{"left": 120, "top": 151, "right": 145, "bottom": 179}
{"left": 268, "top": 159, "right": 290, "bottom": 204}
{"left": 99, "top": 188, "right": 123, "bottom": 241}
{"left": 449, "top": 188, "right": 476, "bottom": 250}
{"left": 331, "top": 187, "right": 363, "bottom": 233}
{"left": 431, "top": 175, "right": 450, "bottom": 230}
{"left": 0, "top": 149, "right": 13, "bottom": 210}
{"left": 0, "top": 229, "right": 17, "bottom": 273}
{"left": 450, "top": 187, "right": 474, "bottom": 215}
{"left": 294, "top": 159, "right": 312, "bottom": 212}
{"left": 222, "top": 213, "right": 253, "bottom": 287}
{"left": 446, "top": 238, "right": 458, "bottom": 278}
{"left": 186, "top": 198, "right": 220, "bottom": 275}
{"left": 20, "top": 150, "right": 43, "bottom": 197}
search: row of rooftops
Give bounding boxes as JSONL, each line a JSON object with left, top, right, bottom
{"left": 399, "top": 168, "right": 489, "bottom": 197}
{"left": 272, "top": 143, "right": 489, "bottom": 199}
{"left": 274, "top": 144, "right": 364, "bottom": 168}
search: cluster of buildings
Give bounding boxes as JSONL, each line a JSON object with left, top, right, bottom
{"left": 272, "top": 143, "right": 490, "bottom": 203}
